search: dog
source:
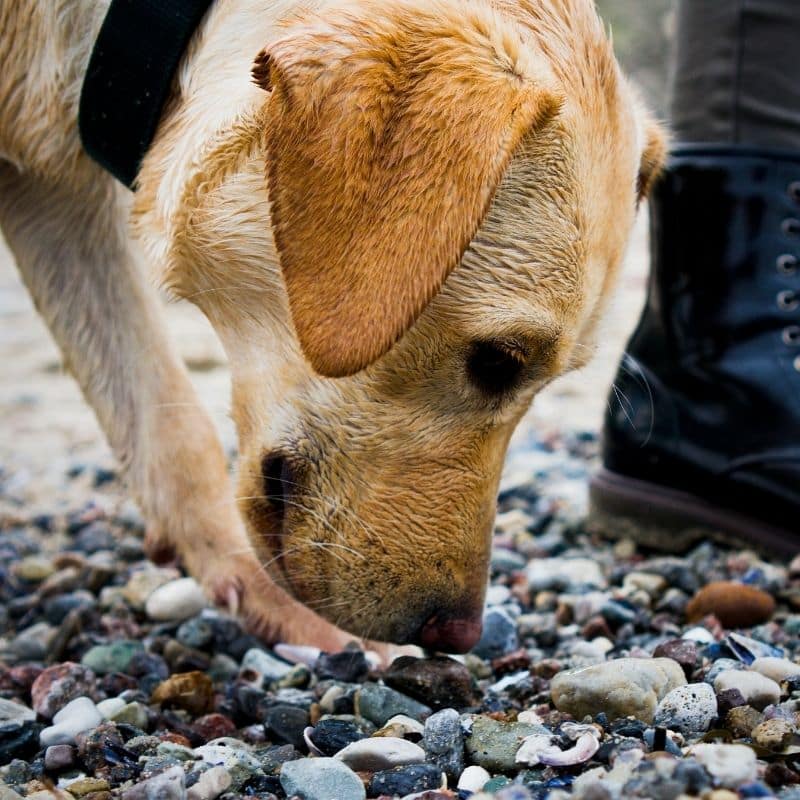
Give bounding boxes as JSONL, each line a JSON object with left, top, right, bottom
{"left": 0, "top": 0, "right": 665, "bottom": 653}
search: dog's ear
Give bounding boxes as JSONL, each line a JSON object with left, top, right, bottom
{"left": 637, "top": 115, "right": 668, "bottom": 204}
{"left": 255, "top": 3, "right": 561, "bottom": 377}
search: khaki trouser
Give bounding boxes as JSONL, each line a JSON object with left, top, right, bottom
{"left": 672, "top": 0, "right": 800, "bottom": 148}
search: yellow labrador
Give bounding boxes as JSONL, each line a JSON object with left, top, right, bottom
{"left": 0, "top": 0, "right": 665, "bottom": 652}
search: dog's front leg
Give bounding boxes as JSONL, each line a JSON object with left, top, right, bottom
{"left": 0, "top": 165, "right": 361, "bottom": 651}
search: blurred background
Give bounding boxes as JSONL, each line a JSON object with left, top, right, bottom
{"left": 0, "top": 0, "right": 678, "bottom": 488}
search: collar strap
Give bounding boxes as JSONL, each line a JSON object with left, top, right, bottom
{"left": 79, "top": 0, "right": 215, "bottom": 187}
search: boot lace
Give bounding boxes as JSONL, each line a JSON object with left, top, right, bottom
{"left": 780, "top": 185, "right": 800, "bottom": 371}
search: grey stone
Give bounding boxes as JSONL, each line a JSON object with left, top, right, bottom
{"left": 145, "top": 578, "right": 207, "bottom": 622}
{"left": 44, "top": 744, "right": 75, "bottom": 771}
{"left": 122, "top": 764, "right": 186, "bottom": 800}
{"left": 472, "top": 607, "right": 518, "bottom": 660}
{"left": 356, "top": 683, "right": 431, "bottom": 726}
{"left": 464, "top": 715, "right": 545, "bottom": 773}
{"left": 240, "top": 648, "right": 292, "bottom": 685}
{"left": 690, "top": 744, "right": 758, "bottom": 788}
{"left": 423, "top": 708, "right": 464, "bottom": 781}
{"left": 713, "top": 670, "right": 781, "bottom": 710}
{"left": 653, "top": 683, "right": 717, "bottom": 734}
{"left": 280, "top": 757, "right": 365, "bottom": 800}
{"left": 334, "top": 736, "right": 425, "bottom": 771}
{"left": 0, "top": 699, "right": 34, "bottom": 723}
{"left": 186, "top": 766, "right": 231, "bottom": 800}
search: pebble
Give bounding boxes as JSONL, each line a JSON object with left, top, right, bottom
{"left": 653, "top": 683, "right": 718, "bottom": 734}
{"left": 458, "top": 765, "right": 491, "bottom": 793}
{"left": 121, "top": 568, "right": 178, "bottom": 609}
{"left": 81, "top": 641, "right": 144, "bottom": 675}
{"left": 550, "top": 658, "right": 686, "bottom": 723}
{"left": 150, "top": 671, "right": 214, "bottom": 715}
{"left": 653, "top": 639, "right": 698, "bottom": 678}
{"left": 369, "top": 764, "right": 444, "bottom": 796}
{"left": 464, "top": 716, "right": 545, "bottom": 773}
{"left": 280, "top": 757, "right": 366, "bottom": 800}
{"left": 315, "top": 650, "right": 370, "bottom": 683}
{"left": 750, "top": 657, "right": 800, "bottom": 683}
{"left": 751, "top": 718, "right": 794, "bottom": 751}
{"left": 472, "top": 607, "right": 519, "bottom": 660}
{"left": 145, "top": 577, "right": 207, "bottom": 621}
{"left": 356, "top": 683, "right": 432, "bottom": 726}
{"left": 193, "top": 743, "right": 263, "bottom": 791}
{"left": 690, "top": 744, "right": 758, "bottom": 788}
{"left": 423, "top": 708, "right": 464, "bottom": 781}
{"left": 307, "top": 719, "right": 366, "bottom": 756}
{"left": 384, "top": 655, "right": 477, "bottom": 710}
{"left": 263, "top": 703, "right": 309, "bottom": 749}
{"left": 186, "top": 765, "right": 231, "bottom": 800}
{"left": 44, "top": 744, "right": 75, "bottom": 770}
{"left": 686, "top": 582, "right": 775, "bottom": 628}
{"left": 527, "top": 558, "right": 606, "bottom": 591}
{"left": 713, "top": 670, "right": 781, "bottom": 710}
{"left": 334, "top": 736, "right": 426, "bottom": 770}
{"left": 122, "top": 764, "right": 185, "bottom": 800}
{"left": 240, "top": 647, "right": 292, "bottom": 685}
{"left": 725, "top": 705, "right": 764, "bottom": 738}
{"left": 39, "top": 697, "right": 102, "bottom": 746}
{"left": 0, "top": 699, "right": 34, "bottom": 723}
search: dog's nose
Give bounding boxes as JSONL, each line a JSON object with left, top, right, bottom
{"left": 417, "top": 612, "right": 483, "bottom": 653}
{"left": 261, "top": 452, "right": 296, "bottom": 524}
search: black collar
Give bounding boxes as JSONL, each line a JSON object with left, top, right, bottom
{"left": 79, "top": 0, "right": 215, "bottom": 187}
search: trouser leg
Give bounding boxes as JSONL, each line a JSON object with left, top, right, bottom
{"left": 671, "top": 0, "right": 800, "bottom": 149}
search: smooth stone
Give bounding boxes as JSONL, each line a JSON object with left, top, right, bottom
{"left": 686, "top": 582, "right": 775, "bottom": 628}
{"left": 39, "top": 697, "right": 102, "bottom": 747}
{"left": 423, "top": 708, "right": 464, "bottom": 782}
{"left": 176, "top": 618, "right": 214, "bottom": 651}
{"left": 240, "top": 648, "right": 292, "bottom": 685}
{"left": 751, "top": 657, "right": 800, "bottom": 683}
{"left": 122, "top": 764, "right": 185, "bottom": 800}
{"left": 121, "top": 568, "right": 180, "bottom": 608}
{"left": 62, "top": 777, "right": 110, "bottom": 796}
{"left": 111, "top": 701, "right": 150, "bottom": 730}
{"left": 550, "top": 658, "right": 686, "bottom": 723}
{"left": 308, "top": 719, "right": 366, "bottom": 756}
{"left": 0, "top": 699, "right": 34, "bottom": 723}
{"left": 622, "top": 571, "right": 667, "bottom": 597}
{"left": 151, "top": 672, "right": 214, "bottom": 716}
{"left": 315, "top": 651, "right": 370, "bottom": 683}
{"left": 653, "top": 640, "right": 698, "bottom": 678}
{"left": 81, "top": 641, "right": 144, "bottom": 675}
{"left": 464, "top": 716, "right": 545, "bottom": 774}
{"left": 280, "top": 757, "right": 366, "bottom": 800}
{"left": 752, "top": 718, "right": 794, "bottom": 751}
{"left": 458, "top": 765, "right": 491, "bottom": 793}
{"left": 0, "top": 785, "right": 23, "bottom": 800}
{"left": 653, "top": 683, "right": 718, "bottom": 734}
{"left": 382, "top": 715, "right": 425, "bottom": 737}
{"left": 96, "top": 697, "right": 126, "bottom": 719}
{"left": 368, "top": 764, "right": 444, "bottom": 797}
{"left": 263, "top": 704, "right": 309, "bottom": 749}
{"left": 705, "top": 659, "right": 745, "bottom": 685}
{"left": 384, "top": 656, "right": 477, "bottom": 710}
{"left": 527, "top": 558, "right": 606, "bottom": 591}
{"left": 334, "top": 736, "right": 425, "bottom": 771}
{"left": 690, "top": 744, "right": 758, "bottom": 788}
{"left": 186, "top": 765, "right": 231, "bottom": 800}
{"left": 356, "top": 683, "right": 431, "bottom": 727}
{"left": 145, "top": 577, "right": 207, "bottom": 621}
{"left": 714, "top": 670, "right": 781, "bottom": 710}
{"left": 44, "top": 744, "right": 75, "bottom": 771}
{"left": 472, "top": 608, "right": 519, "bottom": 660}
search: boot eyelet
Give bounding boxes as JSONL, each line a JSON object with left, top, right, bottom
{"left": 790, "top": 182, "right": 800, "bottom": 203}
{"left": 783, "top": 325, "right": 800, "bottom": 345}
{"left": 778, "top": 290, "right": 800, "bottom": 311}
{"left": 782, "top": 218, "right": 800, "bottom": 237}
{"left": 777, "top": 254, "right": 799, "bottom": 274}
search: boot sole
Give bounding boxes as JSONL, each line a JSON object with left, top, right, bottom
{"left": 588, "top": 468, "right": 798, "bottom": 557}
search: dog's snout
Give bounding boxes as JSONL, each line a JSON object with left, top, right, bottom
{"left": 416, "top": 610, "right": 483, "bottom": 654}
{"left": 261, "top": 452, "right": 296, "bottom": 523}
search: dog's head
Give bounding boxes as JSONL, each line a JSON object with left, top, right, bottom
{"left": 157, "top": 0, "right": 666, "bottom": 650}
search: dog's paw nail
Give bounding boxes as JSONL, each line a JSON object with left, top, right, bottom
{"left": 273, "top": 643, "right": 321, "bottom": 666}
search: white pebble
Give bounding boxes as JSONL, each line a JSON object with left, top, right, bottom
{"left": 713, "top": 670, "right": 781, "bottom": 710}
{"left": 334, "top": 736, "right": 425, "bottom": 771}
{"left": 457, "top": 765, "right": 491, "bottom": 793}
{"left": 751, "top": 657, "right": 800, "bottom": 683}
{"left": 40, "top": 697, "right": 102, "bottom": 746}
{"left": 186, "top": 765, "right": 231, "bottom": 800}
{"left": 145, "top": 577, "right": 207, "bottom": 621}
{"left": 383, "top": 715, "right": 425, "bottom": 736}
{"left": 96, "top": 698, "right": 126, "bottom": 719}
{"left": 690, "top": 744, "right": 758, "bottom": 787}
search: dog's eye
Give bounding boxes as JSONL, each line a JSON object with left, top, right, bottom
{"left": 467, "top": 339, "right": 528, "bottom": 395}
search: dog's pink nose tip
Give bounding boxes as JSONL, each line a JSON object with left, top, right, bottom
{"left": 419, "top": 614, "right": 483, "bottom": 653}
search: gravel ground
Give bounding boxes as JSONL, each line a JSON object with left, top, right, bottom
{"left": 5, "top": 219, "right": 800, "bottom": 800}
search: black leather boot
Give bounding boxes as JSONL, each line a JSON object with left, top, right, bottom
{"left": 589, "top": 145, "right": 800, "bottom": 555}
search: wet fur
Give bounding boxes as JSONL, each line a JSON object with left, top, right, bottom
{"left": 0, "top": 0, "right": 664, "bottom": 648}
